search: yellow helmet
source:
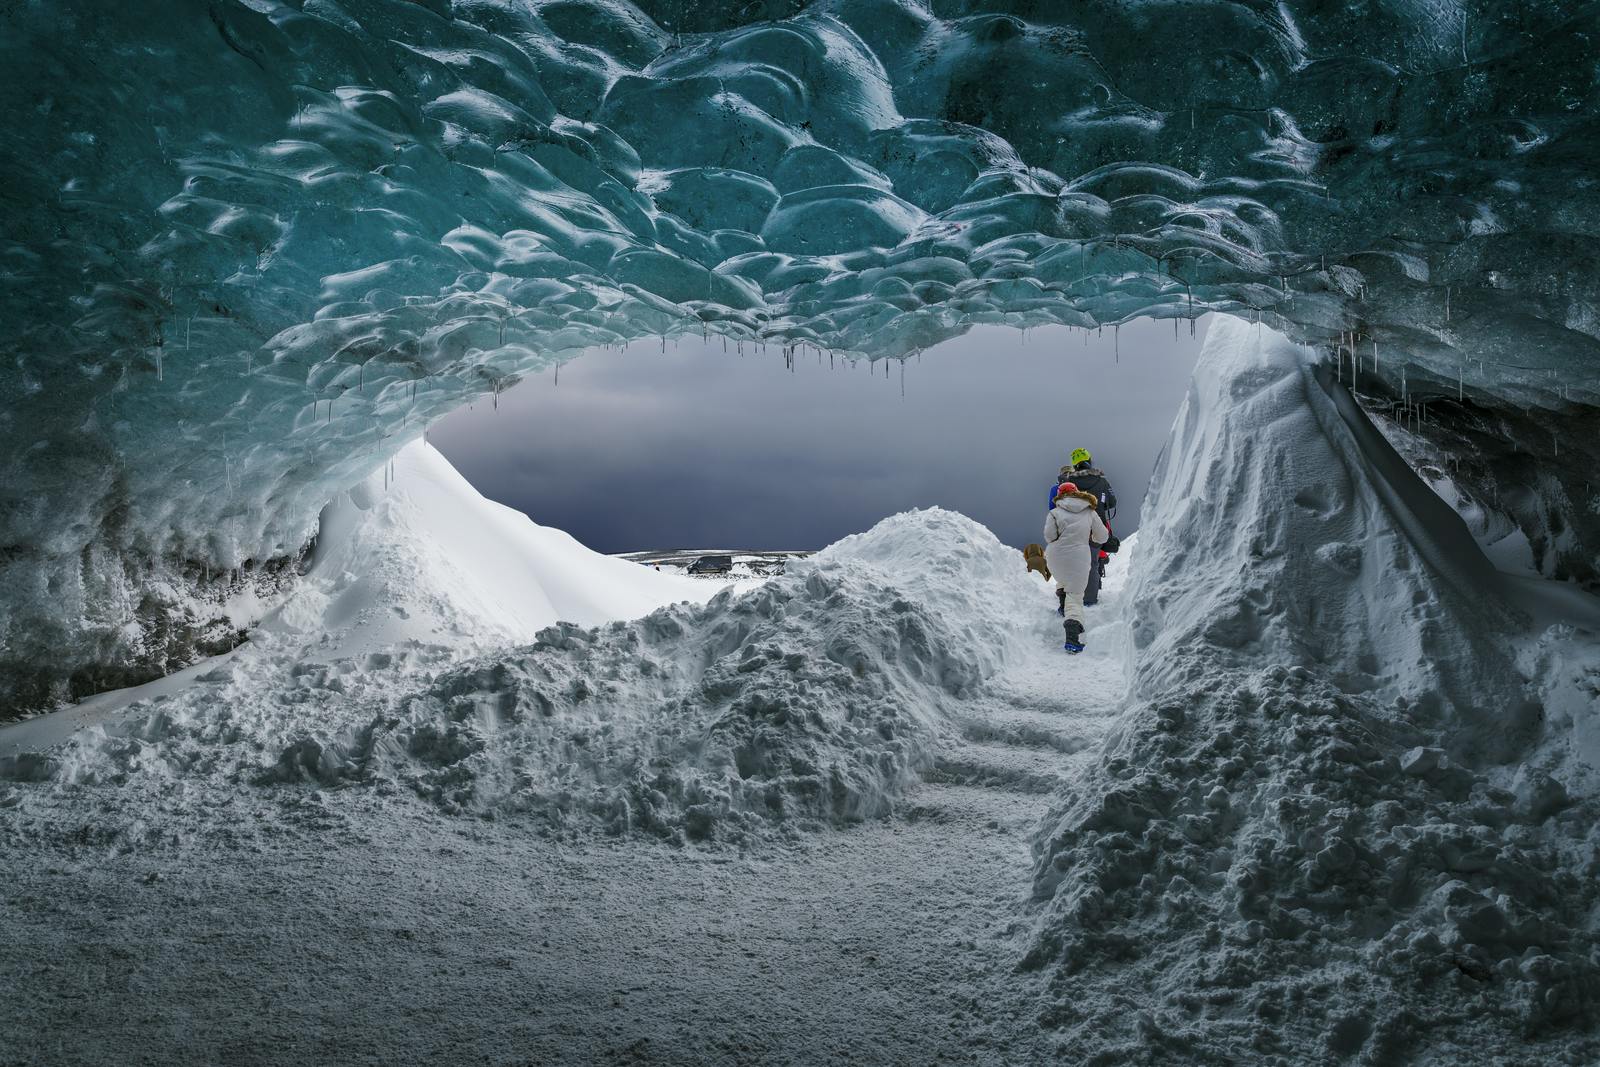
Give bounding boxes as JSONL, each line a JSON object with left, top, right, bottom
{"left": 1070, "top": 447, "right": 1091, "bottom": 466}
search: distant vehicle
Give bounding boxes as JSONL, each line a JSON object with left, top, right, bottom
{"left": 687, "top": 554, "right": 734, "bottom": 575}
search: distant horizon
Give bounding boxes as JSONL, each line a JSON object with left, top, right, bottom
{"left": 430, "top": 316, "right": 1209, "bottom": 554}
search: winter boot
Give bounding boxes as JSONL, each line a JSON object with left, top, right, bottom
{"left": 1056, "top": 588, "right": 1067, "bottom": 617}
{"left": 1063, "top": 619, "right": 1085, "bottom": 654}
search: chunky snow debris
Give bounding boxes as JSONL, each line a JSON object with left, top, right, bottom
{"left": 9, "top": 443, "right": 1040, "bottom": 842}
{"left": 333, "top": 506, "right": 1034, "bottom": 837}
{"left": 1026, "top": 318, "right": 1600, "bottom": 1062}
{"left": 5, "top": 0, "right": 1600, "bottom": 709}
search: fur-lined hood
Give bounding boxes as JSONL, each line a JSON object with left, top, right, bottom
{"left": 1053, "top": 490, "right": 1099, "bottom": 510}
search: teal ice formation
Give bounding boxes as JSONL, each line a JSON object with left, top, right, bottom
{"left": 1, "top": 0, "right": 1597, "bottom": 708}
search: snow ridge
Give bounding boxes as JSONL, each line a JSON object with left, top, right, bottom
{"left": 7, "top": 443, "right": 1042, "bottom": 846}
{"left": 265, "top": 507, "right": 1039, "bottom": 840}
{"left": 1026, "top": 318, "right": 1599, "bottom": 1062}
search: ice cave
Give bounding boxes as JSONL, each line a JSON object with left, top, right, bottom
{"left": 3, "top": 1, "right": 1599, "bottom": 1063}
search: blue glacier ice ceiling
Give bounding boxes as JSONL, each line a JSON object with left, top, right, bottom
{"left": 1, "top": 0, "right": 1598, "bottom": 709}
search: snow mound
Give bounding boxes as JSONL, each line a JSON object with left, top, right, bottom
{"left": 9, "top": 448, "right": 1043, "bottom": 845}
{"left": 4, "top": 441, "right": 721, "bottom": 784}
{"left": 274, "top": 438, "right": 711, "bottom": 659}
{"left": 1026, "top": 318, "right": 1600, "bottom": 1062}
{"left": 263, "top": 508, "right": 1039, "bottom": 840}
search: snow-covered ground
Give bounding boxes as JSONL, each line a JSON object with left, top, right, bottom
{"left": 4, "top": 320, "right": 1599, "bottom": 1064}
{"left": 0, "top": 429, "right": 1136, "bottom": 1064}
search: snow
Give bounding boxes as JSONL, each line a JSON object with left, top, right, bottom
{"left": 273, "top": 437, "right": 714, "bottom": 657}
{"left": 1027, "top": 317, "right": 1600, "bottom": 1061}
{"left": 1, "top": 437, "right": 1140, "bottom": 1064}
{"left": 1, "top": 437, "right": 1087, "bottom": 844}
{"left": 0, "top": 440, "right": 721, "bottom": 766}
{"left": 5, "top": 321, "right": 1600, "bottom": 1062}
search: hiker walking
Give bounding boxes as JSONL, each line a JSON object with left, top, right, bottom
{"left": 1043, "top": 481, "right": 1108, "bottom": 653}
{"left": 1063, "top": 448, "right": 1116, "bottom": 606}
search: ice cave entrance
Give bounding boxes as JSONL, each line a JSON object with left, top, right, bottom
{"left": 427, "top": 317, "right": 1211, "bottom": 558}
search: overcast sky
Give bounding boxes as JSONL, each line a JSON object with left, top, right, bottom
{"left": 429, "top": 317, "right": 1209, "bottom": 553}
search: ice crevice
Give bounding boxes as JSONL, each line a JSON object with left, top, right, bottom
{"left": 5, "top": 0, "right": 1600, "bottom": 708}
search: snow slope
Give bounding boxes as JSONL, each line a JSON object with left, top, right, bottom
{"left": 277, "top": 437, "right": 713, "bottom": 656}
{"left": 0, "top": 440, "right": 718, "bottom": 768}
{"left": 1027, "top": 317, "right": 1600, "bottom": 1062}
{"left": 245, "top": 505, "right": 1046, "bottom": 838}
{"left": 3, "top": 439, "right": 1052, "bottom": 845}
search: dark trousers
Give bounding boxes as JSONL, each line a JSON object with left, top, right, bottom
{"left": 1084, "top": 544, "right": 1103, "bottom": 604}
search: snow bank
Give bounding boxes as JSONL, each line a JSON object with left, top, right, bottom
{"left": 8, "top": 442, "right": 1044, "bottom": 845}
{"left": 274, "top": 438, "right": 711, "bottom": 658}
{"left": 3, "top": 440, "right": 720, "bottom": 781}
{"left": 261, "top": 507, "right": 1040, "bottom": 840}
{"left": 1026, "top": 317, "right": 1600, "bottom": 1061}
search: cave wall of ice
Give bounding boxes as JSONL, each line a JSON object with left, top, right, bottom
{"left": 3, "top": 0, "right": 1598, "bottom": 710}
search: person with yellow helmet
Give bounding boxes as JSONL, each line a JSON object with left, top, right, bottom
{"left": 1062, "top": 447, "right": 1117, "bottom": 606}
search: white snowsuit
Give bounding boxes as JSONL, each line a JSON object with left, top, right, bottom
{"left": 1043, "top": 493, "right": 1109, "bottom": 626}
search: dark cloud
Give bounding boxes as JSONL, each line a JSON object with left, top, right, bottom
{"left": 429, "top": 318, "right": 1208, "bottom": 553}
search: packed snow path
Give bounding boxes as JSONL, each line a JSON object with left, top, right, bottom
{"left": 0, "top": 571, "right": 1129, "bottom": 1066}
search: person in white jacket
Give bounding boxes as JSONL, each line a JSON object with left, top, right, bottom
{"left": 1043, "top": 482, "right": 1109, "bottom": 652}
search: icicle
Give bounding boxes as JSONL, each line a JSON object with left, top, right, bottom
{"left": 1445, "top": 286, "right": 1451, "bottom": 323}
{"left": 555, "top": 364, "right": 559, "bottom": 386}
{"left": 1373, "top": 338, "right": 1378, "bottom": 376}
{"left": 1114, "top": 324, "right": 1120, "bottom": 362}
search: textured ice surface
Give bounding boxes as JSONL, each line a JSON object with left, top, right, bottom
{"left": 3, "top": 0, "right": 1600, "bottom": 708}
{"left": 1027, "top": 319, "right": 1600, "bottom": 1061}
